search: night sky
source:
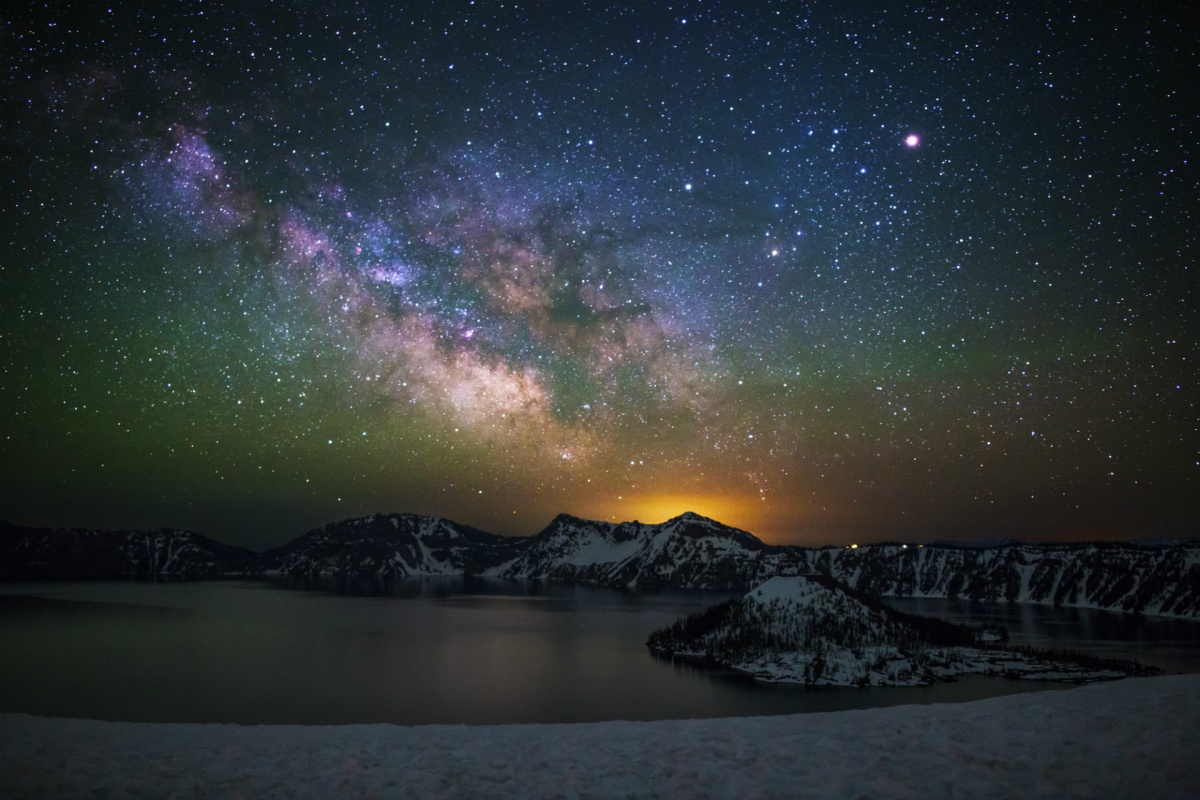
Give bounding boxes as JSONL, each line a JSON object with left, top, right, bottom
{"left": 2, "top": 1, "right": 1196, "bottom": 548}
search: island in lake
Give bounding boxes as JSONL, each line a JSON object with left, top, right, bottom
{"left": 648, "top": 575, "right": 1161, "bottom": 687}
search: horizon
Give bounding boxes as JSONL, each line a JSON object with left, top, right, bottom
{"left": 4, "top": 506, "right": 1192, "bottom": 553}
{"left": 2, "top": 3, "right": 1195, "bottom": 550}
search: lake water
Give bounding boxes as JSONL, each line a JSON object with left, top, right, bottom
{"left": 2, "top": 580, "right": 1198, "bottom": 725}
{"left": 882, "top": 596, "right": 1200, "bottom": 675}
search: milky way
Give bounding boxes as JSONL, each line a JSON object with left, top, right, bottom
{"left": 2, "top": 1, "right": 1196, "bottom": 546}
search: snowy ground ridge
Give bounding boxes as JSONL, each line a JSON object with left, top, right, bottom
{"left": 4, "top": 674, "right": 1198, "bottom": 799}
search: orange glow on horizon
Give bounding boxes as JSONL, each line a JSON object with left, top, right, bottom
{"left": 626, "top": 494, "right": 744, "bottom": 527}
{"left": 571, "top": 492, "right": 795, "bottom": 542}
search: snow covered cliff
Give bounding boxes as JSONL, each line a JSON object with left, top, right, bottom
{"left": 3, "top": 512, "right": 1197, "bottom": 617}
{"left": 487, "top": 511, "right": 798, "bottom": 589}
{"left": 260, "top": 513, "right": 522, "bottom": 579}
{"left": 811, "top": 539, "right": 1200, "bottom": 617}
{"left": 0, "top": 521, "right": 251, "bottom": 580}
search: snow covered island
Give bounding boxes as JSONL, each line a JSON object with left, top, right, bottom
{"left": 648, "top": 575, "right": 1161, "bottom": 687}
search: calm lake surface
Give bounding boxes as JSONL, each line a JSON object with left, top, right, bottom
{"left": 2, "top": 580, "right": 1198, "bottom": 725}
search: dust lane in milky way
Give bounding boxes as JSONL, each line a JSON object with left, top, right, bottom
{"left": 1, "top": 1, "right": 1195, "bottom": 547}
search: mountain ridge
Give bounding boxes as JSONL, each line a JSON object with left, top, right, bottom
{"left": 2, "top": 512, "right": 1197, "bottom": 617}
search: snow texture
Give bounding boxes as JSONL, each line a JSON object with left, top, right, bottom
{"left": 4, "top": 674, "right": 1198, "bottom": 799}
{"left": 5, "top": 515, "right": 1198, "bottom": 616}
{"left": 652, "top": 576, "right": 1150, "bottom": 687}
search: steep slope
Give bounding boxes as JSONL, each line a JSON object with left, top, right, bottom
{"left": 815, "top": 541, "right": 1200, "bottom": 617}
{"left": 648, "top": 575, "right": 1157, "bottom": 686}
{"left": 0, "top": 521, "right": 252, "bottom": 579}
{"left": 3, "top": 512, "right": 1196, "bottom": 617}
{"left": 488, "top": 512, "right": 803, "bottom": 589}
{"left": 257, "top": 513, "right": 522, "bottom": 578}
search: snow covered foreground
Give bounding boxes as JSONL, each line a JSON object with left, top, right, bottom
{"left": 4, "top": 676, "right": 1198, "bottom": 799}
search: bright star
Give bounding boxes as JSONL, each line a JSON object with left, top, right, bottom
{"left": 904, "top": 134, "right": 920, "bottom": 148}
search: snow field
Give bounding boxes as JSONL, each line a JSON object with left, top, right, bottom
{"left": 3, "top": 674, "right": 1197, "bottom": 799}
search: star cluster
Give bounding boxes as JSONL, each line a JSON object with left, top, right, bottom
{"left": 1, "top": 1, "right": 1196, "bottom": 546}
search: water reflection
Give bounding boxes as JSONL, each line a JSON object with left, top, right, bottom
{"left": 882, "top": 597, "right": 1200, "bottom": 675}
{"left": 1, "top": 580, "right": 1196, "bottom": 725}
{"left": 277, "top": 574, "right": 582, "bottom": 599}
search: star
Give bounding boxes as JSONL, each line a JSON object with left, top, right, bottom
{"left": 1, "top": 0, "right": 1193, "bottom": 547}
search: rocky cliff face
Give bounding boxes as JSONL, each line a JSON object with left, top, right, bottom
{"left": 489, "top": 512, "right": 802, "bottom": 590}
{"left": 3, "top": 513, "right": 1197, "bottom": 618}
{"left": 489, "top": 516, "right": 1200, "bottom": 617}
{"left": 258, "top": 513, "right": 523, "bottom": 578}
{"left": 0, "top": 521, "right": 251, "bottom": 579}
{"left": 814, "top": 541, "right": 1200, "bottom": 617}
